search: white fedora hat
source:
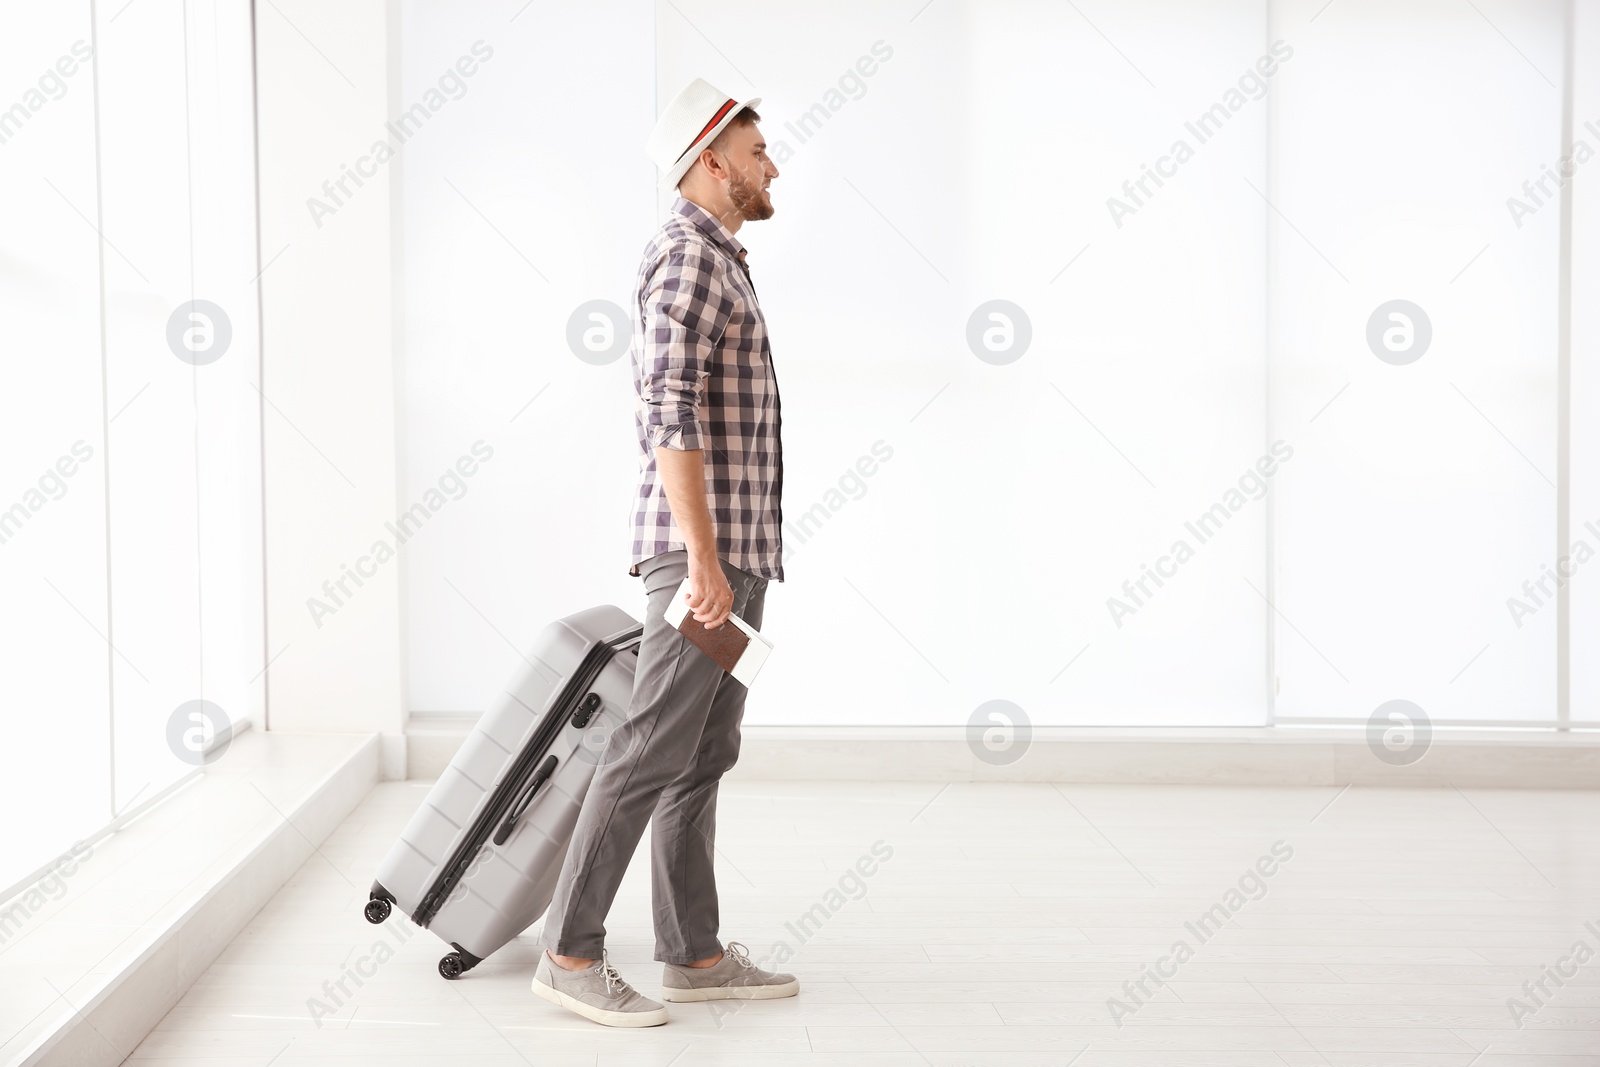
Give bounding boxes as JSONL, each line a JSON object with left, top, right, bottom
{"left": 646, "top": 78, "right": 762, "bottom": 192}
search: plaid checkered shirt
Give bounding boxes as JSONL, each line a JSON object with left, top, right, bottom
{"left": 628, "top": 196, "right": 785, "bottom": 582}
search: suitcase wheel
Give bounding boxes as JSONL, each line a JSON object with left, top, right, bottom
{"left": 363, "top": 898, "right": 392, "bottom": 924}
{"left": 438, "top": 945, "right": 483, "bottom": 980}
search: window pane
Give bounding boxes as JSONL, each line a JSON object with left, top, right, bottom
{"left": 0, "top": 1, "right": 109, "bottom": 894}
{"left": 1270, "top": 0, "right": 1564, "bottom": 723}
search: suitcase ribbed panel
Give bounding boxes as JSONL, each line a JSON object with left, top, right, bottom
{"left": 372, "top": 604, "right": 643, "bottom": 968}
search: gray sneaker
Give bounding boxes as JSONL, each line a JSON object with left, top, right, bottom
{"left": 661, "top": 940, "right": 799, "bottom": 1002}
{"left": 532, "top": 949, "right": 669, "bottom": 1027}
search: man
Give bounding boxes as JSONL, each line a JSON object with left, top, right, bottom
{"left": 532, "top": 78, "right": 795, "bottom": 1028}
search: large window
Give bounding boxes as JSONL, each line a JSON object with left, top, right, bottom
{"left": 0, "top": 0, "right": 263, "bottom": 896}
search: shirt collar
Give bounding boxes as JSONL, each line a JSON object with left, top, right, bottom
{"left": 672, "top": 196, "right": 747, "bottom": 262}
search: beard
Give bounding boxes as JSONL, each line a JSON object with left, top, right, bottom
{"left": 728, "top": 170, "right": 774, "bottom": 221}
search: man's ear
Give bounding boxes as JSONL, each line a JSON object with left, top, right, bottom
{"left": 697, "top": 146, "right": 726, "bottom": 182}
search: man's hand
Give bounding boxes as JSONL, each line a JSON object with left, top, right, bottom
{"left": 685, "top": 549, "right": 734, "bottom": 630}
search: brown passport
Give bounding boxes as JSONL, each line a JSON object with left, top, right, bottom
{"left": 661, "top": 577, "right": 775, "bottom": 687}
{"left": 674, "top": 613, "right": 749, "bottom": 675}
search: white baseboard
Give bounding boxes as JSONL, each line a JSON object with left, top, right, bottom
{"left": 403, "top": 718, "right": 1600, "bottom": 788}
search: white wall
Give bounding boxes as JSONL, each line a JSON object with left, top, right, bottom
{"left": 395, "top": 0, "right": 656, "bottom": 712}
{"left": 1270, "top": 0, "right": 1566, "bottom": 724}
{"left": 255, "top": 0, "right": 405, "bottom": 773}
{"left": 656, "top": 0, "right": 1275, "bottom": 727}
{"left": 1568, "top": 0, "right": 1600, "bottom": 722}
{"left": 389, "top": 0, "right": 1593, "bottom": 731}
{"left": 399, "top": 0, "right": 1277, "bottom": 726}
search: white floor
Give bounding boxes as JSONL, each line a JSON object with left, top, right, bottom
{"left": 124, "top": 780, "right": 1600, "bottom": 1066}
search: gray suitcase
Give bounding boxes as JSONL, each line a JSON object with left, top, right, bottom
{"left": 363, "top": 604, "right": 644, "bottom": 979}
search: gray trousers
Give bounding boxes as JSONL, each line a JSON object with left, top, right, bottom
{"left": 541, "top": 550, "right": 768, "bottom": 965}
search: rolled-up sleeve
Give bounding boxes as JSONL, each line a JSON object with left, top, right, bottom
{"left": 639, "top": 239, "right": 732, "bottom": 453}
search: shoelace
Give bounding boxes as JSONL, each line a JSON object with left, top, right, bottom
{"left": 723, "top": 941, "right": 756, "bottom": 972}
{"left": 597, "top": 950, "right": 628, "bottom": 996}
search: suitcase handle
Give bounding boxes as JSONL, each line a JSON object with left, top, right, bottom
{"left": 492, "top": 753, "right": 558, "bottom": 847}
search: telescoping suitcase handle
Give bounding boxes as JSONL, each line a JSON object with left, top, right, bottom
{"left": 493, "top": 753, "right": 559, "bottom": 846}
